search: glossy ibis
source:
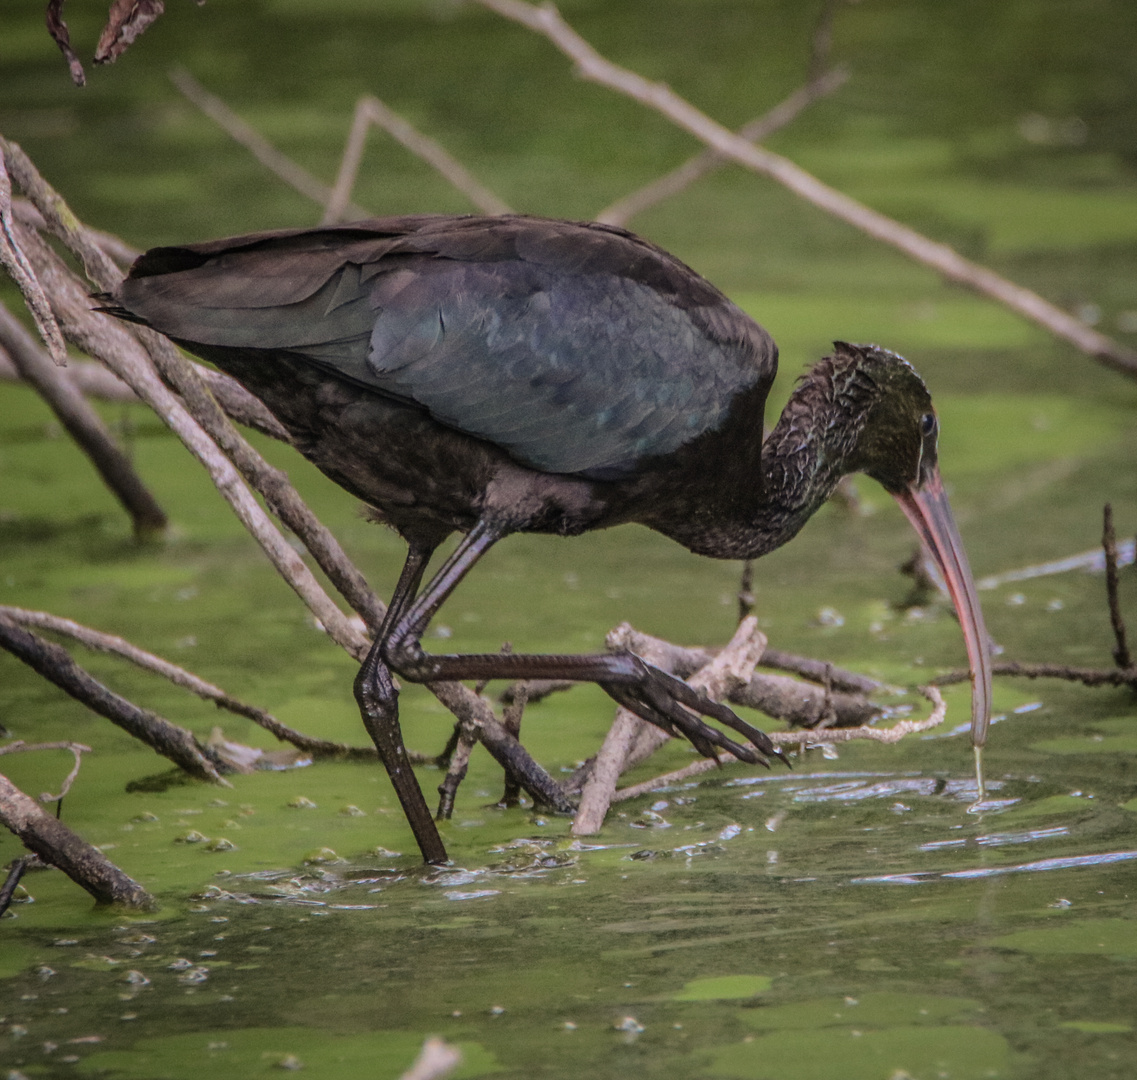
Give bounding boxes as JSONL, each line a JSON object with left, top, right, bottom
{"left": 107, "top": 214, "right": 992, "bottom": 863}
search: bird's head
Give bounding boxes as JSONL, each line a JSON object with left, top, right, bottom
{"left": 827, "top": 342, "right": 993, "bottom": 754}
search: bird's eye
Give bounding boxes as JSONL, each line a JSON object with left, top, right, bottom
{"left": 920, "top": 412, "right": 937, "bottom": 438}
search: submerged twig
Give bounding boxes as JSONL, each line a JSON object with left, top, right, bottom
{"left": 1103, "top": 503, "right": 1132, "bottom": 671}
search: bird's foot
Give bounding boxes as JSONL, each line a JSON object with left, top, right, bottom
{"left": 600, "top": 664, "right": 788, "bottom": 769}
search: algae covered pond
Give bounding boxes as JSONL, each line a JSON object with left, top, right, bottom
{"left": 2, "top": 1, "right": 1137, "bottom": 1077}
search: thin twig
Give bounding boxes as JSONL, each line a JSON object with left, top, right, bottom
{"left": 478, "top": 0, "right": 1137, "bottom": 378}
{"left": 935, "top": 660, "right": 1137, "bottom": 690}
{"left": 168, "top": 67, "right": 367, "bottom": 219}
{"left": 596, "top": 66, "right": 847, "bottom": 227}
{"left": 324, "top": 95, "right": 512, "bottom": 224}
{"left": 0, "top": 740, "right": 92, "bottom": 803}
{"left": 1103, "top": 503, "right": 1132, "bottom": 670}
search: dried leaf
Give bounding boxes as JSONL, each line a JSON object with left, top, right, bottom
{"left": 45, "top": 0, "right": 86, "bottom": 87}
{"left": 94, "top": 0, "right": 166, "bottom": 65}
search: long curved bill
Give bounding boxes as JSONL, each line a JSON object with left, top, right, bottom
{"left": 894, "top": 467, "right": 992, "bottom": 749}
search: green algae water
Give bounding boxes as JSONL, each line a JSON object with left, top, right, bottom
{"left": 2, "top": 1, "right": 1137, "bottom": 1076}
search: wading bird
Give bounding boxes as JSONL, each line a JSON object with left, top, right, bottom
{"left": 108, "top": 215, "right": 991, "bottom": 864}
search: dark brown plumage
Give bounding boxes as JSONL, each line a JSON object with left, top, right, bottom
{"left": 107, "top": 214, "right": 991, "bottom": 864}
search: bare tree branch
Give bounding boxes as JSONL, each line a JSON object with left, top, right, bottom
{"left": 0, "top": 301, "right": 168, "bottom": 538}
{"left": 169, "top": 67, "right": 369, "bottom": 219}
{"left": 0, "top": 614, "right": 229, "bottom": 784}
{"left": 596, "top": 65, "right": 848, "bottom": 227}
{"left": 324, "top": 95, "right": 512, "bottom": 224}
{"left": 477, "top": 0, "right": 1137, "bottom": 379}
{"left": 0, "top": 146, "right": 67, "bottom": 362}
{"left": 0, "top": 607, "right": 378, "bottom": 760}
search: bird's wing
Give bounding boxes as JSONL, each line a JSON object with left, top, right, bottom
{"left": 117, "top": 216, "right": 778, "bottom": 478}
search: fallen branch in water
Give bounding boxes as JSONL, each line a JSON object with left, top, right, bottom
{"left": 0, "top": 606, "right": 379, "bottom": 761}
{"left": 573, "top": 617, "right": 768, "bottom": 835}
{"left": 0, "top": 613, "right": 229, "bottom": 784}
{"left": 0, "top": 772, "right": 154, "bottom": 908}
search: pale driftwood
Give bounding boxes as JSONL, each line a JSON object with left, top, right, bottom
{"left": 0, "top": 771, "right": 154, "bottom": 908}
{"left": 596, "top": 65, "right": 848, "bottom": 227}
{"left": 572, "top": 617, "right": 767, "bottom": 835}
{"left": 1, "top": 346, "right": 136, "bottom": 400}
{"left": 0, "top": 607, "right": 378, "bottom": 761}
{"left": 0, "top": 144, "right": 67, "bottom": 362}
{"left": 0, "top": 301, "right": 168, "bottom": 538}
{"left": 477, "top": 0, "right": 1137, "bottom": 379}
{"left": 0, "top": 614, "right": 229, "bottom": 784}
{"left": 168, "top": 67, "right": 368, "bottom": 218}
{"left": 324, "top": 95, "right": 512, "bottom": 224}
{"left": 12, "top": 197, "right": 139, "bottom": 267}
{"left": 398, "top": 1038, "right": 462, "bottom": 1080}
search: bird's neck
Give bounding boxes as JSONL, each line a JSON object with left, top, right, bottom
{"left": 723, "top": 368, "right": 869, "bottom": 561}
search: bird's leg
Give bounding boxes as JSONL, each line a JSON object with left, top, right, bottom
{"left": 383, "top": 520, "right": 785, "bottom": 770}
{"left": 354, "top": 541, "right": 448, "bottom": 865}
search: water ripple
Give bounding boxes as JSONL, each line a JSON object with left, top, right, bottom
{"left": 853, "top": 849, "right": 1137, "bottom": 885}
